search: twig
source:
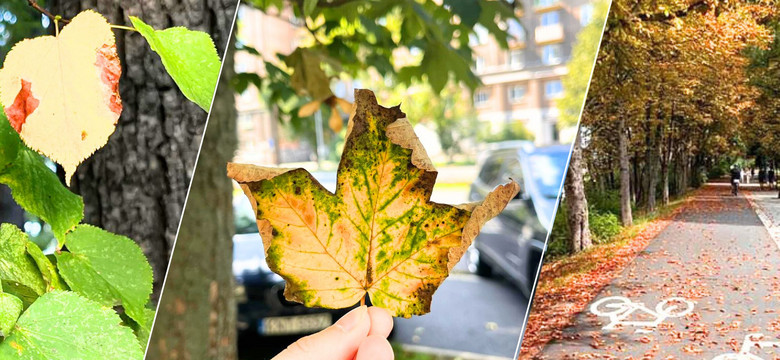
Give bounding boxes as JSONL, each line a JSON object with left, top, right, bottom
{"left": 27, "top": 0, "right": 70, "bottom": 24}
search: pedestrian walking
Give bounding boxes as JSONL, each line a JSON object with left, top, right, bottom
{"left": 759, "top": 168, "right": 767, "bottom": 190}
{"left": 770, "top": 168, "right": 776, "bottom": 190}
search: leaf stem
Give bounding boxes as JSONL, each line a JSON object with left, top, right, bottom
{"left": 27, "top": 0, "right": 71, "bottom": 24}
{"left": 360, "top": 295, "right": 366, "bottom": 306}
{"left": 110, "top": 24, "right": 138, "bottom": 32}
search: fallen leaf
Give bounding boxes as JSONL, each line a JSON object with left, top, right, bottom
{"left": 0, "top": 10, "right": 121, "bottom": 183}
{"left": 228, "top": 89, "right": 518, "bottom": 317}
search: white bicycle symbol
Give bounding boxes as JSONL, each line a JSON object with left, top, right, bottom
{"left": 590, "top": 296, "right": 694, "bottom": 333}
{"left": 712, "top": 333, "right": 780, "bottom": 360}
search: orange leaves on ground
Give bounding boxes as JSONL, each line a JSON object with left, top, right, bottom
{"left": 518, "top": 197, "right": 690, "bottom": 359}
{"left": 229, "top": 89, "right": 518, "bottom": 317}
{"left": 0, "top": 10, "right": 121, "bottom": 183}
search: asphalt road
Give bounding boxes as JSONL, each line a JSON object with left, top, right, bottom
{"left": 537, "top": 184, "right": 780, "bottom": 359}
{"left": 391, "top": 258, "right": 527, "bottom": 359}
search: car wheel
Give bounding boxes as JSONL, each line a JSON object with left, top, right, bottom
{"left": 476, "top": 255, "right": 493, "bottom": 277}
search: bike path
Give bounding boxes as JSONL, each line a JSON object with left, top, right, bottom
{"left": 536, "top": 184, "right": 780, "bottom": 359}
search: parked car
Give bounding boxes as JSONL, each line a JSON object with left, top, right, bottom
{"left": 232, "top": 172, "right": 352, "bottom": 356}
{"left": 469, "top": 142, "right": 571, "bottom": 297}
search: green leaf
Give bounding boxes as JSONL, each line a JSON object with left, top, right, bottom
{"left": 129, "top": 16, "right": 221, "bottom": 111}
{"left": 25, "top": 242, "right": 66, "bottom": 291}
{"left": 0, "top": 225, "right": 46, "bottom": 307}
{"left": 0, "top": 109, "right": 20, "bottom": 170}
{"left": 0, "top": 291, "right": 144, "bottom": 359}
{"left": 0, "top": 108, "right": 83, "bottom": 243}
{"left": 444, "top": 0, "right": 482, "bottom": 27}
{"left": 303, "top": 0, "right": 318, "bottom": 17}
{"left": 122, "top": 307, "right": 155, "bottom": 346}
{"left": 0, "top": 292, "right": 22, "bottom": 337}
{"left": 285, "top": 48, "right": 334, "bottom": 101}
{"left": 56, "top": 225, "right": 153, "bottom": 328}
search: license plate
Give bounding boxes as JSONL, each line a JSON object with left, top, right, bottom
{"left": 260, "top": 313, "right": 332, "bottom": 336}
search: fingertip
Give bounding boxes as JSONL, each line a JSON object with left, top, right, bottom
{"left": 367, "top": 306, "right": 394, "bottom": 338}
{"left": 355, "top": 335, "right": 394, "bottom": 360}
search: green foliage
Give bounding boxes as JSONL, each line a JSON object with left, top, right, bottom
{"left": 0, "top": 102, "right": 154, "bottom": 356}
{"left": 477, "top": 120, "right": 535, "bottom": 143}
{"left": 130, "top": 16, "right": 222, "bottom": 111}
{"left": 0, "top": 293, "right": 22, "bottom": 336}
{"left": 57, "top": 225, "right": 154, "bottom": 329}
{"left": 0, "top": 291, "right": 144, "bottom": 359}
{"left": 547, "top": 203, "right": 571, "bottom": 258}
{"left": 0, "top": 224, "right": 47, "bottom": 307}
{"left": 589, "top": 211, "right": 621, "bottom": 243}
{"left": 239, "top": 0, "right": 518, "bottom": 128}
{"left": 0, "top": 2, "right": 51, "bottom": 62}
{"left": 0, "top": 111, "right": 83, "bottom": 242}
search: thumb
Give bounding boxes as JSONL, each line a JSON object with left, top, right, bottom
{"left": 273, "top": 306, "right": 371, "bottom": 360}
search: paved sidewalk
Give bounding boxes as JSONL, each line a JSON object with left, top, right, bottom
{"left": 535, "top": 184, "right": 780, "bottom": 359}
{"left": 744, "top": 187, "right": 780, "bottom": 251}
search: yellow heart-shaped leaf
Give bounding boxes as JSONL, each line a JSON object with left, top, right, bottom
{"left": 0, "top": 10, "right": 121, "bottom": 183}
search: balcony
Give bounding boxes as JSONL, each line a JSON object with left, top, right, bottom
{"left": 535, "top": 24, "right": 564, "bottom": 45}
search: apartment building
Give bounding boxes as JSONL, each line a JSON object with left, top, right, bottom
{"left": 472, "top": 0, "right": 594, "bottom": 145}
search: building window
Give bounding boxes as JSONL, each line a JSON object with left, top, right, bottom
{"left": 475, "top": 56, "right": 485, "bottom": 72}
{"left": 542, "top": 44, "right": 563, "bottom": 65}
{"left": 534, "top": 0, "right": 557, "bottom": 8}
{"left": 545, "top": 80, "right": 563, "bottom": 98}
{"left": 508, "top": 49, "right": 524, "bottom": 69}
{"left": 580, "top": 4, "right": 594, "bottom": 26}
{"left": 475, "top": 90, "right": 489, "bottom": 106}
{"left": 540, "top": 11, "right": 560, "bottom": 26}
{"left": 507, "top": 19, "right": 525, "bottom": 42}
{"left": 508, "top": 85, "right": 526, "bottom": 102}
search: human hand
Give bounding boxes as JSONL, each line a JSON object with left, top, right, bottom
{"left": 273, "top": 306, "right": 394, "bottom": 360}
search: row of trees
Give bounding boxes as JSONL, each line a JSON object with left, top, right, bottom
{"left": 562, "top": 0, "right": 775, "bottom": 253}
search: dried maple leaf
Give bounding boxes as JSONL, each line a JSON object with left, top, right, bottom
{"left": 0, "top": 10, "right": 121, "bottom": 183}
{"left": 228, "top": 89, "right": 518, "bottom": 317}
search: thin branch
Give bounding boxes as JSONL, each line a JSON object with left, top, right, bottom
{"left": 27, "top": 0, "right": 70, "bottom": 24}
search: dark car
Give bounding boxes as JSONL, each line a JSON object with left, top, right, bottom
{"left": 232, "top": 172, "right": 351, "bottom": 357}
{"left": 469, "top": 142, "right": 570, "bottom": 297}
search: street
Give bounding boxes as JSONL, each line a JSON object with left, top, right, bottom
{"left": 536, "top": 183, "right": 780, "bottom": 359}
{"left": 391, "top": 258, "right": 527, "bottom": 360}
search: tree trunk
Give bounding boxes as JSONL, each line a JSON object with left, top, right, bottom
{"left": 54, "top": 0, "right": 236, "bottom": 301}
{"left": 146, "top": 24, "right": 238, "bottom": 360}
{"left": 565, "top": 133, "right": 591, "bottom": 252}
{"left": 618, "top": 117, "right": 633, "bottom": 227}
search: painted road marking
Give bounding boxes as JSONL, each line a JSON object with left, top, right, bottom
{"left": 712, "top": 333, "right": 780, "bottom": 360}
{"left": 590, "top": 296, "right": 694, "bottom": 333}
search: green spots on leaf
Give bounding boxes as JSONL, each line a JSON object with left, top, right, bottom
{"left": 129, "top": 17, "right": 221, "bottom": 111}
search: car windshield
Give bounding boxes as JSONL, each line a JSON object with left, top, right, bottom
{"left": 528, "top": 151, "right": 569, "bottom": 198}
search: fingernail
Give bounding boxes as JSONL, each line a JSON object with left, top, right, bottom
{"left": 335, "top": 305, "right": 367, "bottom": 332}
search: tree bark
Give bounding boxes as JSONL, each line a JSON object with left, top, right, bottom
{"left": 53, "top": 0, "right": 236, "bottom": 301}
{"left": 565, "top": 133, "right": 591, "bottom": 252}
{"left": 145, "top": 20, "right": 238, "bottom": 360}
{"left": 618, "top": 117, "right": 633, "bottom": 226}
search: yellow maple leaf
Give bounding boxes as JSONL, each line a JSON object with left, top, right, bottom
{"left": 229, "top": 89, "right": 519, "bottom": 317}
{"left": 0, "top": 10, "right": 122, "bottom": 183}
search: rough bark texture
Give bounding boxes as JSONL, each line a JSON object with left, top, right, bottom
{"left": 146, "top": 29, "right": 238, "bottom": 360}
{"left": 618, "top": 117, "right": 633, "bottom": 227}
{"left": 53, "top": 0, "right": 237, "bottom": 301}
{"left": 564, "top": 134, "right": 591, "bottom": 253}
